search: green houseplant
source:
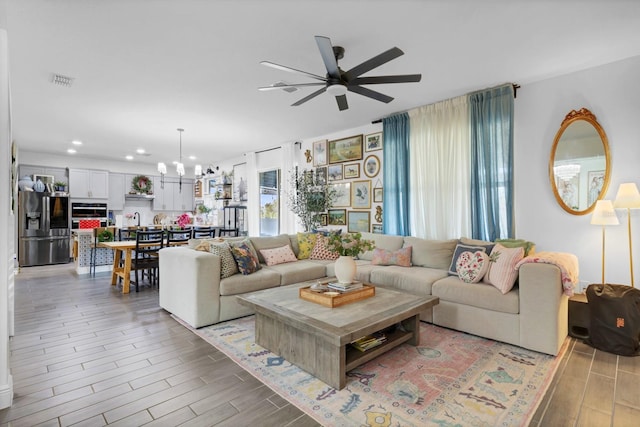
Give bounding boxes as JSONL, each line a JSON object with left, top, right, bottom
{"left": 327, "top": 232, "right": 375, "bottom": 284}
{"left": 286, "top": 168, "right": 336, "bottom": 232}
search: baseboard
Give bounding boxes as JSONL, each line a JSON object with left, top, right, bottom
{"left": 0, "top": 375, "right": 13, "bottom": 409}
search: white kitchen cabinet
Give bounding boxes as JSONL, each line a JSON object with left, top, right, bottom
{"left": 173, "top": 180, "right": 194, "bottom": 211}
{"left": 150, "top": 177, "right": 194, "bottom": 211}
{"left": 69, "top": 169, "right": 109, "bottom": 199}
{"left": 108, "top": 173, "right": 126, "bottom": 210}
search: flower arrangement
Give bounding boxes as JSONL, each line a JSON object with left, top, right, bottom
{"left": 177, "top": 213, "right": 192, "bottom": 229}
{"left": 327, "top": 232, "right": 374, "bottom": 258}
{"left": 125, "top": 213, "right": 135, "bottom": 219}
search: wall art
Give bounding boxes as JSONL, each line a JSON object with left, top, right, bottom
{"left": 328, "top": 134, "right": 363, "bottom": 164}
{"left": 351, "top": 180, "right": 371, "bottom": 209}
{"left": 328, "top": 164, "right": 343, "bottom": 181}
{"left": 313, "top": 139, "right": 327, "bottom": 166}
{"left": 364, "top": 154, "right": 380, "bottom": 178}
{"left": 328, "top": 209, "right": 346, "bottom": 226}
{"left": 348, "top": 211, "right": 371, "bottom": 233}
{"left": 330, "top": 182, "right": 351, "bottom": 207}
{"left": 343, "top": 163, "right": 360, "bottom": 179}
{"left": 365, "top": 132, "right": 382, "bottom": 151}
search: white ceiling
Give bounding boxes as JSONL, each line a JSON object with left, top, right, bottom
{"left": 6, "top": 0, "right": 640, "bottom": 170}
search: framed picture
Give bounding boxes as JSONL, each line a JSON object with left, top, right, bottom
{"left": 373, "top": 187, "right": 383, "bottom": 203}
{"left": 208, "top": 178, "right": 217, "bottom": 195}
{"left": 330, "top": 182, "right": 351, "bottom": 207}
{"left": 364, "top": 155, "right": 380, "bottom": 178}
{"left": 315, "top": 166, "right": 327, "bottom": 185}
{"left": 328, "top": 209, "right": 347, "bottom": 226}
{"left": 329, "top": 134, "right": 363, "bottom": 164}
{"left": 233, "top": 163, "right": 248, "bottom": 201}
{"left": 351, "top": 180, "right": 371, "bottom": 209}
{"left": 365, "top": 132, "right": 383, "bottom": 152}
{"left": 587, "top": 170, "right": 605, "bottom": 206}
{"left": 313, "top": 139, "right": 328, "bottom": 166}
{"left": 328, "top": 164, "right": 343, "bottom": 181}
{"left": 372, "top": 223, "right": 383, "bottom": 234}
{"left": 556, "top": 176, "right": 579, "bottom": 211}
{"left": 343, "top": 163, "right": 360, "bottom": 179}
{"left": 320, "top": 213, "right": 328, "bottom": 226}
{"left": 348, "top": 211, "right": 371, "bottom": 233}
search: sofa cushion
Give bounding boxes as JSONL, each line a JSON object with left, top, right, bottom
{"left": 296, "top": 232, "right": 318, "bottom": 260}
{"left": 371, "top": 246, "right": 412, "bottom": 267}
{"left": 448, "top": 243, "right": 491, "bottom": 276}
{"left": 455, "top": 250, "right": 490, "bottom": 283}
{"left": 495, "top": 238, "right": 536, "bottom": 256}
{"left": 370, "top": 266, "right": 448, "bottom": 296}
{"left": 403, "top": 237, "right": 457, "bottom": 270}
{"left": 230, "top": 243, "right": 261, "bottom": 275}
{"left": 208, "top": 241, "right": 238, "bottom": 279}
{"left": 264, "top": 260, "right": 327, "bottom": 285}
{"left": 219, "top": 268, "right": 282, "bottom": 296}
{"left": 249, "top": 234, "right": 292, "bottom": 264}
{"left": 227, "top": 238, "right": 261, "bottom": 270}
{"left": 309, "top": 235, "right": 339, "bottom": 260}
{"left": 358, "top": 232, "right": 404, "bottom": 261}
{"left": 432, "top": 275, "right": 519, "bottom": 314}
{"left": 259, "top": 244, "right": 297, "bottom": 266}
{"left": 484, "top": 243, "right": 525, "bottom": 294}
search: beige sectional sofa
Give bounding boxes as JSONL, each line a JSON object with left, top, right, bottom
{"left": 159, "top": 232, "right": 569, "bottom": 355}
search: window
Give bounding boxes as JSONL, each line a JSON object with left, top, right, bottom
{"left": 259, "top": 169, "right": 280, "bottom": 236}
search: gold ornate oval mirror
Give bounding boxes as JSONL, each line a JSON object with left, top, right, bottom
{"left": 549, "top": 108, "right": 610, "bottom": 215}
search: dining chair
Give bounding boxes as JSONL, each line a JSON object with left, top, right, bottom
{"left": 192, "top": 226, "right": 215, "bottom": 238}
{"left": 130, "top": 230, "right": 164, "bottom": 291}
{"left": 218, "top": 228, "right": 239, "bottom": 237}
{"left": 118, "top": 226, "right": 139, "bottom": 241}
{"left": 166, "top": 229, "right": 192, "bottom": 246}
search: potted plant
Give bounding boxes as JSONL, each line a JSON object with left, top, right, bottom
{"left": 286, "top": 168, "right": 337, "bottom": 232}
{"left": 327, "top": 232, "right": 375, "bottom": 284}
{"left": 54, "top": 181, "right": 66, "bottom": 192}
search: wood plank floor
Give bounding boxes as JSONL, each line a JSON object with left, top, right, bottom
{"left": 1, "top": 263, "right": 639, "bottom": 426}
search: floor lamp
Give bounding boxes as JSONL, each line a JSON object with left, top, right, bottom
{"left": 613, "top": 183, "right": 640, "bottom": 287}
{"left": 590, "top": 200, "right": 619, "bottom": 284}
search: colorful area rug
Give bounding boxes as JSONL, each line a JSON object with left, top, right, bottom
{"left": 182, "top": 316, "right": 567, "bottom": 427}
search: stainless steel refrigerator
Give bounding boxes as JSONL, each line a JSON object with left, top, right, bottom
{"left": 18, "top": 192, "right": 71, "bottom": 266}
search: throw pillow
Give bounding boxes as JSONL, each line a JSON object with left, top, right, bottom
{"left": 309, "top": 235, "right": 339, "bottom": 260}
{"left": 455, "top": 251, "right": 490, "bottom": 283}
{"left": 228, "top": 238, "right": 261, "bottom": 271}
{"left": 484, "top": 243, "right": 525, "bottom": 294}
{"left": 495, "top": 238, "right": 536, "bottom": 256}
{"left": 371, "top": 246, "right": 412, "bottom": 267}
{"left": 208, "top": 241, "right": 238, "bottom": 279}
{"left": 296, "top": 232, "right": 318, "bottom": 260}
{"left": 259, "top": 244, "right": 298, "bottom": 266}
{"left": 230, "top": 242, "right": 261, "bottom": 275}
{"left": 448, "top": 243, "right": 491, "bottom": 276}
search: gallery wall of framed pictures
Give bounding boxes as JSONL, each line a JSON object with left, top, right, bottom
{"left": 310, "top": 130, "right": 383, "bottom": 234}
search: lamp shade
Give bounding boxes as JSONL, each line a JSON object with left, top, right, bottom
{"left": 591, "top": 200, "right": 619, "bottom": 225}
{"left": 157, "top": 162, "right": 167, "bottom": 175}
{"left": 613, "top": 183, "right": 640, "bottom": 209}
{"left": 194, "top": 164, "right": 202, "bottom": 177}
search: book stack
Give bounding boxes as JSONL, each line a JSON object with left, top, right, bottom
{"left": 351, "top": 332, "right": 387, "bottom": 352}
{"left": 327, "top": 281, "right": 363, "bottom": 292}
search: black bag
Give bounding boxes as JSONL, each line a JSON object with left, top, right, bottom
{"left": 586, "top": 283, "right": 640, "bottom": 356}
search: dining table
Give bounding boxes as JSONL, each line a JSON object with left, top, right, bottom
{"left": 98, "top": 239, "right": 187, "bottom": 294}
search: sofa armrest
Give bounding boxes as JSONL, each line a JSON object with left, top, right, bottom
{"left": 159, "top": 247, "right": 221, "bottom": 328}
{"left": 518, "top": 263, "right": 568, "bottom": 355}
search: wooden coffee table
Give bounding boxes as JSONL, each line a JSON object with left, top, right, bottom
{"left": 237, "top": 283, "right": 439, "bottom": 390}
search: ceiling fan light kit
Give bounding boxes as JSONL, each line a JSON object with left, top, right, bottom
{"left": 259, "top": 35, "right": 421, "bottom": 111}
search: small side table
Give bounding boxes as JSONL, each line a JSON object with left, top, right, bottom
{"left": 568, "top": 293, "right": 590, "bottom": 339}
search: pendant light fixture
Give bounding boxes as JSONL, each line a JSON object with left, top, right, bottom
{"left": 176, "top": 128, "right": 185, "bottom": 192}
{"left": 157, "top": 162, "right": 167, "bottom": 189}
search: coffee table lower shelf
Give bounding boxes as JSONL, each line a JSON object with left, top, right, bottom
{"left": 345, "top": 328, "right": 413, "bottom": 371}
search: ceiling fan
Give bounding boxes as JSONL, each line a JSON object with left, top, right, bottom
{"left": 259, "top": 36, "right": 422, "bottom": 111}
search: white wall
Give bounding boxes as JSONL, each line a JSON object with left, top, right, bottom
{"left": 515, "top": 55, "right": 640, "bottom": 289}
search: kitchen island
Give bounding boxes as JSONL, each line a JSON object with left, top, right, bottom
{"left": 72, "top": 228, "right": 115, "bottom": 275}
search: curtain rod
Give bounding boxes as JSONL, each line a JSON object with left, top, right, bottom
{"left": 371, "top": 82, "right": 520, "bottom": 124}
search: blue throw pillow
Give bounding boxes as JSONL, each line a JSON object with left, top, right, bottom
{"left": 230, "top": 242, "right": 261, "bottom": 275}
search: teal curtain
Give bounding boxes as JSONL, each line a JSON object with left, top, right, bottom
{"left": 469, "top": 85, "right": 514, "bottom": 241}
{"left": 382, "top": 113, "right": 410, "bottom": 235}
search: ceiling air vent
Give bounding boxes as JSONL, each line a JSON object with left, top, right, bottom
{"left": 51, "top": 73, "right": 74, "bottom": 87}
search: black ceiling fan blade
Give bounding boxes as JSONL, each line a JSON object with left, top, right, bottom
{"left": 258, "top": 82, "right": 325, "bottom": 91}
{"left": 350, "top": 74, "right": 422, "bottom": 85}
{"left": 347, "top": 85, "right": 394, "bottom": 103}
{"left": 292, "top": 87, "right": 327, "bottom": 106}
{"left": 315, "top": 36, "right": 341, "bottom": 79}
{"left": 260, "top": 61, "right": 327, "bottom": 82}
{"left": 335, "top": 95, "right": 348, "bottom": 111}
{"left": 344, "top": 47, "right": 404, "bottom": 80}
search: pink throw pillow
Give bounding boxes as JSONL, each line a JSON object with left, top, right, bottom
{"left": 309, "top": 235, "right": 340, "bottom": 260}
{"left": 371, "top": 246, "right": 412, "bottom": 267}
{"left": 483, "top": 243, "right": 525, "bottom": 293}
{"left": 455, "top": 251, "right": 490, "bottom": 283}
{"left": 259, "top": 245, "right": 298, "bottom": 266}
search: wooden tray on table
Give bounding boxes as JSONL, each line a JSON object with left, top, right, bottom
{"left": 299, "top": 284, "right": 375, "bottom": 308}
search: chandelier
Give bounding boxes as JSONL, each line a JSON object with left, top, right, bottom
{"left": 157, "top": 128, "right": 203, "bottom": 191}
{"left": 554, "top": 164, "right": 581, "bottom": 181}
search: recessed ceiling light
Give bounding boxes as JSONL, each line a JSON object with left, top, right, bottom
{"left": 136, "top": 148, "right": 145, "bottom": 154}
{"left": 172, "top": 161, "right": 178, "bottom": 165}
{"left": 72, "top": 140, "right": 83, "bottom": 146}
{"left": 188, "top": 155, "right": 196, "bottom": 160}
{"left": 125, "top": 155, "right": 134, "bottom": 160}
{"left": 67, "top": 148, "right": 76, "bottom": 154}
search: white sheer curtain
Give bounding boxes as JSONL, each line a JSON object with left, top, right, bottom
{"left": 280, "top": 142, "right": 298, "bottom": 234}
{"left": 409, "top": 95, "right": 471, "bottom": 239}
{"left": 245, "top": 152, "right": 260, "bottom": 236}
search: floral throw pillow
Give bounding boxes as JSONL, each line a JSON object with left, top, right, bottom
{"left": 455, "top": 250, "right": 490, "bottom": 283}
{"left": 371, "top": 246, "right": 412, "bottom": 267}
{"left": 230, "top": 242, "right": 261, "bottom": 275}
{"left": 259, "top": 245, "right": 298, "bottom": 266}
{"left": 228, "top": 238, "right": 261, "bottom": 271}
{"left": 208, "top": 241, "right": 238, "bottom": 279}
{"left": 309, "top": 235, "right": 339, "bottom": 260}
{"left": 296, "top": 232, "right": 318, "bottom": 260}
